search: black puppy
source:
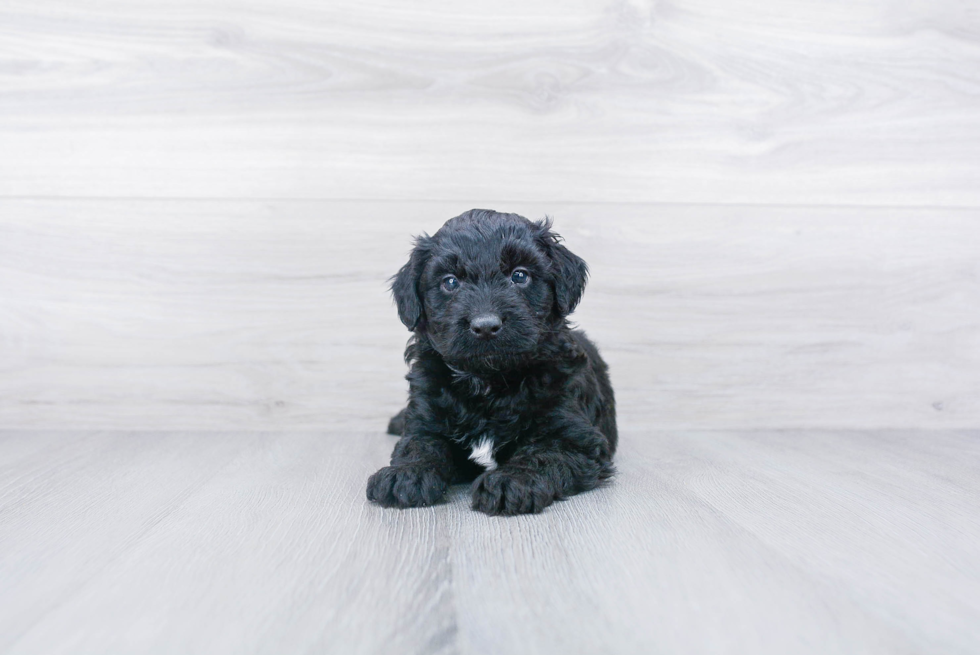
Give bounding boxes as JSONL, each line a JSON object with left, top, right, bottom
{"left": 367, "top": 209, "right": 617, "bottom": 515}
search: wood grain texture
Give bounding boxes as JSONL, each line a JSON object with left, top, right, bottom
{"left": 1, "top": 0, "right": 979, "bottom": 204}
{"left": 449, "top": 429, "right": 980, "bottom": 654}
{"left": 1, "top": 429, "right": 978, "bottom": 654}
{"left": 2, "top": 200, "right": 978, "bottom": 430}
{"left": 0, "top": 430, "right": 456, "bottom": 655}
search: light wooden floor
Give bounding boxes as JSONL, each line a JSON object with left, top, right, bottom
{"left": 2, "top": 0, "right": 980, "bottom": 653}
{"left": 2, "top": 429, "right": 979, "bottom": 654}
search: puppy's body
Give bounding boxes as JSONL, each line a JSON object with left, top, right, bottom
{"left": 368, "top": 210, "right": 616, "bottom": 515}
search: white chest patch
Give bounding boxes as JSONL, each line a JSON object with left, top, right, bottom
{"left": 469, "top": 437, "right": 497, "bottom": 471}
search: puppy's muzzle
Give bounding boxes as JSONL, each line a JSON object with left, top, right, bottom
{"left": 469, "top": 313, "right": 503, "bottom": 340}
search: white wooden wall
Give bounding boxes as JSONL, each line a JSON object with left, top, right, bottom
{"left": 4, "top": 0, "right": 980, "bottom": 204}
{"left": 1, "top": 0, "right": 979, "bottom": 429}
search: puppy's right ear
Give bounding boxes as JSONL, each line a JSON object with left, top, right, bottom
{"left": 390, "top": 236, "right": 432, "bottom": 331}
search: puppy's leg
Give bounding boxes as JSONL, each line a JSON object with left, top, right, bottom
{"left": 471, "top": 418, "right": 614, "bottom": 516}
{"left": 367, "top": 434, "right": 456, "bottom": 508}
{"left": 386, "top": 408, "right": 406, "bottom": 435}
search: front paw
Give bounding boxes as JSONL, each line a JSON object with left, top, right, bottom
{"left": 366, "top": 465, "right": 448, "bottom": 508}
{"left": 471, "top": 468, "right": 556, "bottom": 515}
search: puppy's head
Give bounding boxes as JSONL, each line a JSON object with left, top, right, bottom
{"left": 391, "top": 209, "right": 588, "bottom": 370}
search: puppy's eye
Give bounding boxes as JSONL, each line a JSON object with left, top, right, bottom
{"left": 442, "top": 275, "right": 459, "bottom": 291}
{"left": 511, "top": 269, "right": 530, "bottom": 285}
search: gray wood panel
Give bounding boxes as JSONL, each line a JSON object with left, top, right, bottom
{"left": 1, "top": 429, "right": 977, "bottom": 654}
{"left": 0, "top": 430, "right": 455, "bottom": 655}
{"left": 1, "top": 0, "right": 979, "bottom": 205}
{"left": 2, "top": 200, "right": 978, "bottom": 430}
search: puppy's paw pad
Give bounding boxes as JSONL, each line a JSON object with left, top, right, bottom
{"left": 367, "top": 465, "right": 448, "bottom": 508}
{"left": 471, "top": 469, "right": 555, "bottom": 516}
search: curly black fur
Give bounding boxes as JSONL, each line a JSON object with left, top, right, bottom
{"left": 367, "top": 209, "right": 617, "bottom": 515}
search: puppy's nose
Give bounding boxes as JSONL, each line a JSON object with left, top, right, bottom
{"left": 470, "top": 313, "right": 503, "bottom": 339}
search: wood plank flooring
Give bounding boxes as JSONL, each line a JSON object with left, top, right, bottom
{"left": 1, "top": 429, "right": 978, "bottom": 654}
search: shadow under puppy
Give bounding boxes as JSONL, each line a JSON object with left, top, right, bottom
{"left": 367, "top": 209, "right": 617, "bottom": 515}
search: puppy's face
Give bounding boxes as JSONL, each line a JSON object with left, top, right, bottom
{"left": 392, "top": 210, "right": 588, "bottom": 371}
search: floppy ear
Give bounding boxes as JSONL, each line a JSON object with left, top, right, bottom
{"left": 536, "top": 219, "right": 589, "bottom": 316}
{"left": 390, "top": 236, "right": 432, "bottom": 330}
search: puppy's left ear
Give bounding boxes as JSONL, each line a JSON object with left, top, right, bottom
{"left": 536, "top": 219, "right": 589, "bottom": 316}
{"left": 390, "top": 236, "right": 432, "bottom": 331}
